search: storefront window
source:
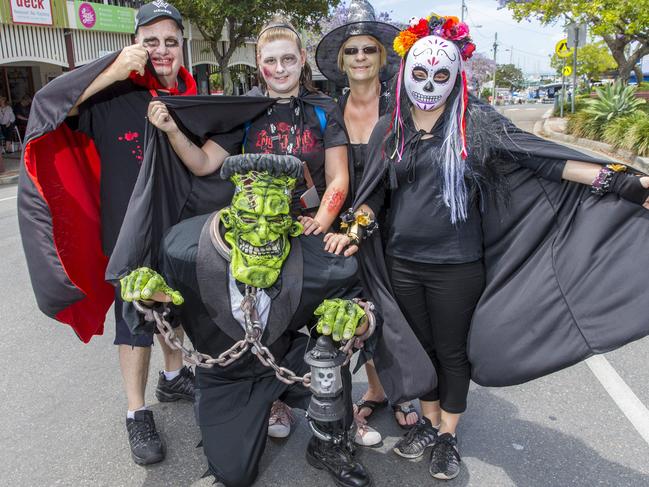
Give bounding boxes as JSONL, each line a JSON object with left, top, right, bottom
{"left": 0, "top": 67, "right": 34, "bottom": 106}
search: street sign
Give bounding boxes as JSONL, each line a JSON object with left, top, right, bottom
{"left": 562, "top": 65, "right": 572, "bottom": 77}
{"left": 555, "top": 39, "right": 573, "bottom": 58}
{"left": 566, "top": 24, "right": 587, "bottom": 49}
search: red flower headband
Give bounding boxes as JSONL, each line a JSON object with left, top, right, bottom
{"left": 393, "top": 14, "right": 476, "bottom": 61}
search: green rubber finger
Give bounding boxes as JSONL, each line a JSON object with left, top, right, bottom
{"left": 122, "top": 272, "right": 136, "bottom": 301}
{"left": 333, "top": 303, "right": 348, "bottom": 341}
{"left": 314, "top": 301, "right": 327, "bottom": 317}
{"left": 170, "top": 290, "right": 184, "bottom": 306}
{"left": 120, "top": 276, "right": 129, "bottom": 301}
{"left": 141, "top": 274, "right": 162, "bottom": 299}
{"left": 135, "top": 268, "right": 155, "bottom": 299}
{"left": 322, "top": 302, "right": 338, "bottom": 335}
{"left": 316, "top": 319, "right": 325, "bottom": 335}
{"left": 344, "top": 302, "right": 365, "bottom": 339}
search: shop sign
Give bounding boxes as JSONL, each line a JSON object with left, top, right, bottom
{"left": 75, "top": 1, "right": 136, "bottom": 34}
{"left": 10, "top": 0, "right": 53, "bottom": 26}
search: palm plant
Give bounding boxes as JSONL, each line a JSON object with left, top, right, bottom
{"left": 584, "top": 82, "right": 646, "bottom": 122}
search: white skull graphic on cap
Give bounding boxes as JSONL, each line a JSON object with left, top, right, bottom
{"left": 404, "top": 36, "right": 460, "bottom": 111}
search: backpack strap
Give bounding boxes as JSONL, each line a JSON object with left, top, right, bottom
{"left": 314, "top": 105, "right": 327, "bottom": 134}
{"left": 241, "top": 121, "right": 252, "bottom": 154}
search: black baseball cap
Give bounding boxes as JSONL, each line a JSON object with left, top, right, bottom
{"left": 135, "top": 1, "right": 184, "bottom": 33}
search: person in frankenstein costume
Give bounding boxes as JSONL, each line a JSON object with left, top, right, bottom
{"left": 120, "top": 153, "right": 374, "bottom": 487}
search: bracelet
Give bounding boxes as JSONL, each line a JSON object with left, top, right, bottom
{"left": 591, "top": 164, "right": 627, "bottom": 197}
{"left": 340, "top": 209, "right": 378, "bottom": 245}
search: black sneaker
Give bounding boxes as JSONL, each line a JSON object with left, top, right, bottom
{"left": 155, "top": 366, "right": 195, "bottom": 402}
{"left": 429, "top": 432, "right": 461, "bottom": 480}
{"left": 126, "top": 410, "right": 165, "bottom": 465}
{"left": 393, "top": 416, "right": 438, "bottom": 459}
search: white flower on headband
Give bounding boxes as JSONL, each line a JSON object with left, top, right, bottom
{"left": 409, "top": 17, "right": 420, "bottom": 27}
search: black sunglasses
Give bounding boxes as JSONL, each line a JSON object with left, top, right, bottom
{"left": 343, "top": 46, "right": 379, "bottom": 56}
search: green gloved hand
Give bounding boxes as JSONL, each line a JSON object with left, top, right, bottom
{"left": 314, "top": 298, "right": 366, "bottom": 342}
{"left": 120, "top": 267, "right": 184, "bottom": 305}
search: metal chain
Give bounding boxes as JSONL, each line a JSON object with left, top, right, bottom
{"left": 133, "top": 291, "right": 376, "bottom": 388}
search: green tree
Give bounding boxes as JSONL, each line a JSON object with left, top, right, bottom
{"left": 173, "top": 0, "right": 340, "bottom": 94}
{"left": 495, "top": 63, "right": 525, "bottom": 91}
{"left": 502, "top": 0, "right": 649, "bottom": 83}
{"left": 550, "top": 41, "right": 617, "bottom": 87}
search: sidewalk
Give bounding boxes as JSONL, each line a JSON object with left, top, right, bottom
{"left": 534, "top": 109, "right": 649, "bottom": 174}
{"left": 0, "top": 151, "right": 21, "bottom": 185}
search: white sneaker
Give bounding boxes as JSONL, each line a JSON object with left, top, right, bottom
{"left": 354, "top": 418, "right": 382, "bottom": 447}
{"left": 268, "top": 400, "right": 294, "bottom": 438}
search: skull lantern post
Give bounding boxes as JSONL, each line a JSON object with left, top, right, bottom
{"left": 305, "top": 335, "right": 347, "bottom": 442}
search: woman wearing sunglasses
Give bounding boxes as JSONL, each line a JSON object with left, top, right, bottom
{"left": 316, "top": 0, "right": 420, "bottom": 445}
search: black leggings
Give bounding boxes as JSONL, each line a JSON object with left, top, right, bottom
{"left": 387, "top": 256, "right": 485, "bottom": 414}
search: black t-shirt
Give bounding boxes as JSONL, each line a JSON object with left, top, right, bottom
{"left": 364, "top": 114, "right": 568, "bottom": 265}
{"left": 212, "top": 94, "right": 347, "bottom": 211}
{"left": 78, "top": 80, "right": 153, "bottom": 255}
{"left": 365, "top": 115, "right": 484, "bottom": 264}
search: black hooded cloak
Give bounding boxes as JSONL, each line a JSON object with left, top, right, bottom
{"left": 353, "top": 98, "right": 649, "bottom": 400}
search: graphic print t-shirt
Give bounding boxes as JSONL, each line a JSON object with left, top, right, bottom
{"left": 78, "top": 80, "right": 152, "bottom": 255}
{"left": 212, "top": 96, "right": 347, "bottom": 211}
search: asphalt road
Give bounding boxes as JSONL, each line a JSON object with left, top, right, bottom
{"left": 2, "top": 107, "right": 649, "bottom": 486}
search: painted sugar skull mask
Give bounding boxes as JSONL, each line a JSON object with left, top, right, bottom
{"left": 221, "top": 171, "right": 303, "bottom": 289}
{"left": 404, "top": 35, "right": 460, "bottom": 111}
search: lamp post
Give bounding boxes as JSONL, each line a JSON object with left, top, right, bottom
{"left": 491, "top": 32, "right": 499, "bottom": 105}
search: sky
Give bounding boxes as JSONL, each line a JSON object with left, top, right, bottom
{"left": 372, "top": 0, "right": 568, "bottom": 75}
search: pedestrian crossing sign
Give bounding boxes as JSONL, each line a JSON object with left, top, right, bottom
{"left": 555, "top": 39, "right": 573, "bottom": 58}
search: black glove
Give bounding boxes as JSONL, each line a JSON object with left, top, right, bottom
{"left": 611, "top": 172, "right": 649, "bottom": 205}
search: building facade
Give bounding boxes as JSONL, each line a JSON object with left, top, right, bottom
{"left": 0, "top": 0, "right": 257, "bottom": 102}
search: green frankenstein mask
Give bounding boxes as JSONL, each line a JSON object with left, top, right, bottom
{"left": 220, "top": 154, "right": 304, "bottom": 289}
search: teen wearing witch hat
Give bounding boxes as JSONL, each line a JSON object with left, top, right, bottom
{"left": 317, "top": 1, "right": 420, "bottom": 443}
{"left": 18, "top": 1, "right": 201, "bottom": 466}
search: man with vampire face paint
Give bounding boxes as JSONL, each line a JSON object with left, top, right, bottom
{"left": 326, "top": 12, "right": 649, "bottom": 481}
{"left": 120, "top": 154, "right": 376, "bottom": 487}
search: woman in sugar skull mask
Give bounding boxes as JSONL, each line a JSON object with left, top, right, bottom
{"left": 325, "top": 13, "right": 649, "bottom": 480}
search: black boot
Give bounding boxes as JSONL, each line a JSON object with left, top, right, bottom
{"left": 306, "top": 436, "right": 372, "bottom": 487}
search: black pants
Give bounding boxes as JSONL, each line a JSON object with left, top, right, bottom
{"left": 196, "top": 334, "right": 353, "bottom": 487}
{"left": 387, "top": 256, "right": 485, "bottom": 414}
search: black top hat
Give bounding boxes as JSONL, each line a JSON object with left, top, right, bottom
{"left": 315, "top": 0, "right": 400, "bottom": 87}
{"left": 135, "top": 1, "right": 184, "bottom": 32}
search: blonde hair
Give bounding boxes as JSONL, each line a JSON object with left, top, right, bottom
{"left": 257, "top": 16, "right": 303, "bottom": 54}
{"left": 256, "top": 16, "right": 317, "bottom": 93}
{"left": 337, "top": 36, "right": 387, "bottom": 73}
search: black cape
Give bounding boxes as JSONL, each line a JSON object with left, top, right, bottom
{"left": 354, "top": 99, "right": 649, "bottom": 401}
{"left": 17, "top": 49, "right": 274, "bottom": 342}
{"left": 107, "top": 88, "right": 339, "bottom": 280}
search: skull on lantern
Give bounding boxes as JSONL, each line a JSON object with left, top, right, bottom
{"left": 305, "top": 335, "right": 346, "bottom": 424}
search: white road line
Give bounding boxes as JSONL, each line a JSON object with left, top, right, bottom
{"left": 586, "top": 355, "right": 649, "bottom": 445}
{"left": 505, "top": 108, "right": 520, "bottom": 111}
{"left": 0, "top": 195, "right": 17, "bottom": 202}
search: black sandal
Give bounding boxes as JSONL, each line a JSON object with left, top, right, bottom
{"left": 392, "top": 403, "right": 420, "bottom": 430}
{"left": 353, "top": 398, "right": 389, "bottom": 420}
